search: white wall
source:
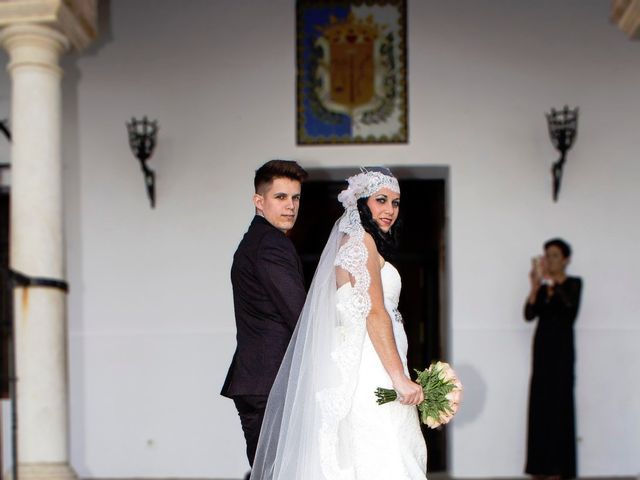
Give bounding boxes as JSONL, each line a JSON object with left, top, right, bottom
{"left": 1, "top": 0, "right": 639, "bottom": 478}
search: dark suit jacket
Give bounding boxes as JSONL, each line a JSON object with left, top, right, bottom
{"left": 221, "top": 215, "right": 306, "bottom": 398}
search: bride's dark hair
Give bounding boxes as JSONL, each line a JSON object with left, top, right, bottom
{"left": 357, "top": 197, "right": 401, "bottom": 261}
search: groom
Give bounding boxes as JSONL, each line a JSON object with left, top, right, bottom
{"left": 221, "top": 159, "right": 308, "bottom": 469}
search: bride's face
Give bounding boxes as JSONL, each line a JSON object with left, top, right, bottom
{"left": 366, "top": 187, "right": 400, "bottom": 233}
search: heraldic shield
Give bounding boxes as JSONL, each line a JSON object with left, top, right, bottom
{"left": 297, "top": 0, "right": 408, "bottom": 144}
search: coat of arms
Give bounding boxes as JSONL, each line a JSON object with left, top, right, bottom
{"left": 297, "top": 0, "right": 407, "bottom": 144}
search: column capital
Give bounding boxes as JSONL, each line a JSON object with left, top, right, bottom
{"left": 0, "top": 23, "right": 69, "bottom": 75}
{"left": 0, "top": 0, "right": 97, "bottom": 51}
{"left": 611, "top": 0, "right": 640, "bottom": 39}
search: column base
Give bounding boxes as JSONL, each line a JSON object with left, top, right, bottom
{"left": 5, "top": 463, "right": 77, "bottom": 480}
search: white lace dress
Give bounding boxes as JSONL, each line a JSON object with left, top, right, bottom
{"left": 336, "top": 262, "right": 428, "bottom": 479}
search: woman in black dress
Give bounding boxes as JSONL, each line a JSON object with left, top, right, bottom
{"left": 524, "top": 238, "right": 582, "bottom": 480}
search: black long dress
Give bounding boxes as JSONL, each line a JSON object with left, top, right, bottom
{"left": 524, "top": 276, "right": 582, "bottom": 479}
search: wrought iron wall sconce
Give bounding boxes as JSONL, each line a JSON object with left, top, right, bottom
{"left": 0, "top": 119, "right": 11, "bottom": 173}
{"left": 0, "top": 119, "right": 11, "bottom": 142}
{"left": 126, "top": 116, "right": 158, "bottom": 208}
{"left": 545, "top": 105, "right": 578, "bottom": 202}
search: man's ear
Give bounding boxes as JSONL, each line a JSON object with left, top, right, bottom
{"left": 253, "top": 193, "right": 263, "bottom": 212}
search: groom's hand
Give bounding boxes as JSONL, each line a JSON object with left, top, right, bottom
{"left": 392, "top": 375, "right": 424, "bottom": 406}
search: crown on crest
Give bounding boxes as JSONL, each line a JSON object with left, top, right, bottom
{"left": 317, "top": 13, "right": 384, "bottom": 45}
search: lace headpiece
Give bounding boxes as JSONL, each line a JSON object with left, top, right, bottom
{"left": 337, "top": 167, "right": 400, "bottom": 209}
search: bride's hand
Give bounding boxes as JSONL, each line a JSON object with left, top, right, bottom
{"left": 392, "top": 374, "right": 424, "bottom": 406}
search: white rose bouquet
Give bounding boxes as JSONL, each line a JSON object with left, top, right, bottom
{"left": 374, "top": 361, "right": 463, "bottom": 428}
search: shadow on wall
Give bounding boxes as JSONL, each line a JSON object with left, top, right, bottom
{"left": 451, "top": 363, "right": 486, "bottom": 427}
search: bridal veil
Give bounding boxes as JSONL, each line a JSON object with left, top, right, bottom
{"left": 250, "top": 169, "right": 400, "bottom": 480}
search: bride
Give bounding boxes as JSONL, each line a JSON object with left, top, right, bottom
{"left": 250, "top": 167, "right": 428, "bottom": 480}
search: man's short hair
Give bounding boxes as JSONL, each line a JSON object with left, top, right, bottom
{"left": 254, "top": 160, "right": 308, "bottom": 194}
{"left": 544, "top": 237, "right": 572, "bottom": 258}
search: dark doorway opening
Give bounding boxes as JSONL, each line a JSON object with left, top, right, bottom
{"left": 0, "top": 190, "right": 10, "bottom": 400}
{"left": 0, "top": 189, "right": 10, "bottom": 476}
{"left": 290, "top": 167, "right": 449, "bottom": 473}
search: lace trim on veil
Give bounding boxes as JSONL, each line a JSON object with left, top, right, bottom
{"left": 316, "top": 206, "right": 371, "bottom": 480}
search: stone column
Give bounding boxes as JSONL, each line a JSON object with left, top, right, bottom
{"left": 0, "top": 2, "right": 97, "bottom": 480}
{"left": 0, "top": 23, "right": 75, "bottom": 480}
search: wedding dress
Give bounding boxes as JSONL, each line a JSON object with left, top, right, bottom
{"left": 337, "top": 262, "right": 427, "bottom": 479}
{"left": 250, "top": 169, "right": 427, "bottom": 480}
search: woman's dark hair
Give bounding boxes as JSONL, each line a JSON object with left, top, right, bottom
{"left": 357, "top": 197, "right": 401, "bottom": 261}
{"left": 254, "top": 159, "right": 308, "bottom": 193}
{"left": 544, "top": 237, "right": 572, "bottom": 258}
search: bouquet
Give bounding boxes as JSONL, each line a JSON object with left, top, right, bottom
{"left": 374, "top": 361, "right": 463, "bottom": 428}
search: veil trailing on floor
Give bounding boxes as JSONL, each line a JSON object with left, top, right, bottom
{"left": 250, "top": 169, "right": 400, "bottom": 480}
